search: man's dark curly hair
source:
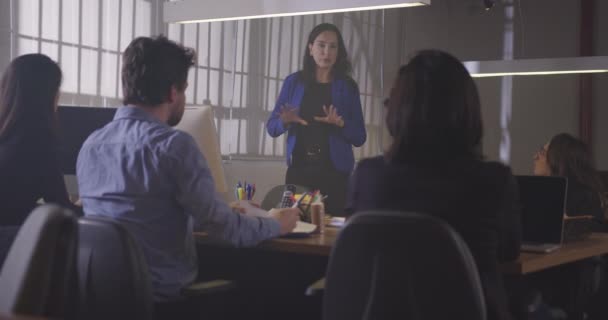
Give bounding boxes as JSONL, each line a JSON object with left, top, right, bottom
{"left": 121, "top": 35, "right": 195, "bottom": 106}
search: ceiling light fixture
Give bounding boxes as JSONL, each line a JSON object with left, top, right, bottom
{"left": 483, "top": 0, "right": 495, "bottom": 11}
{"left": 163, "top": 0, "right": 430, "bottom": 24}
{"left": 464, "top": 56, "right": 608, "bottom": 78}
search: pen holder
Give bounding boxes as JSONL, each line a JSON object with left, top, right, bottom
{"left": 310, "top": 202, "right": 325, "bottom": 234}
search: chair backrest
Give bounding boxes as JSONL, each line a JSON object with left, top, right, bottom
{"left": 323, "top": 211, "right": 486, "bottom": 320}
{"left": 0, "top": 204, "right": 78, "bottom": 319}
{"left": 77, "top": 215, "right": 154, "bottom": 320}
{"left": 260, "top": 184, "right": 310, "bottom": 211}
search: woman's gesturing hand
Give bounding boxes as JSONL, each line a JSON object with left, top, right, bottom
{"left": 314, "top": 105, "right": 344, "bottom": 127}
{"left": 279, "top": 105, "right": 308, "bottom": 126}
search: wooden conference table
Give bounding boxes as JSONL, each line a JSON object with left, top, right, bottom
{"left": 0, "top": 315, "right": 49, "bottom": 320}
{"left": 195, "top": 228, "right": 608, "bottom": 275}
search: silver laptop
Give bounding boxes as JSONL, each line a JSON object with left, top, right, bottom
{"left": 516, "top": 176, "right": 568, "bottom": 253}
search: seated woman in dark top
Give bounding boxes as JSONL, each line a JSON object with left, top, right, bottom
{"left": 0, "top": 54, "right": 76, "bottom": 266}
{"left": 533, "top": 133, "right": 606, "bottom": 222}
{"left": 531, "top": 133, "right": 607, "bottom": 319}
{"left": 345, "top": 50, "right": 522, "bottom": 320}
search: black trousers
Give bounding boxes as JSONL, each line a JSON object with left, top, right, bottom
{"left": 286, "top": 165, "right": 349, "bottom": 216}
{"left": 526, "top": 258, "right": 598, "bottom": 320}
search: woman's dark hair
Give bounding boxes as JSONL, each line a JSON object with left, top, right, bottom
{"left": 0, "top": 54, "right": 62, "bottom": 142}
{"left": 300, "top": 23, "right": 352, "bottom": 85}
{"left": 122, "top": 35, "right": 195, "bottom": 106}
{"left": 385, "top": 50, "right": 483, "bottom": 163}
{"left": 546, "top": 133, "right": 606, "bottom": 201}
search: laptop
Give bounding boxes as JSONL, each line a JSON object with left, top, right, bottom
{"left": 516, "top": 175, "right": 568, "bottom": 253}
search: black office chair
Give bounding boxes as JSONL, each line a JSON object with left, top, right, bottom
{"left": 77, "top": 215, "right": 155, "bottom": 320}
{"left": 0, "top": 226, "right": 20, "bottom": 269}
{"left": 0, "top": 204, "right": 78, "bottom": 319}
{"left": 322, "top": 210, "right": 486, "bottom": 320}
{"left": 77, "top": 215, "right": 235, "bottom": 320}
{"left": 260, "top": 184, "right": 309, "bottom": 211}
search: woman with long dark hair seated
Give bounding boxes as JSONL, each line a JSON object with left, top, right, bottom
{"left": 345, "top": 50, "right": 522, "bottom": 320}
{"left": 0, "top": 54, "right": 76, "bottom": 266}
{"left": 533, "top": 133, "right": 606, "bottom": 224}
{"left": 531, "top": 133, "right": 607, "bottom": 319}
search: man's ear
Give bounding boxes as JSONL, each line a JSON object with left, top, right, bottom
{"left": 167, "top": 85, "right": 178, "bottom": 103}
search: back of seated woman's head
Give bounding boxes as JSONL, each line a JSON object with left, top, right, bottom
{"left": 545, "top": 133, "right": 607, "bottom": 209}
{"left": 385, "top": 50, "right": 482, "bottom": 164}
{"left": 0, "top": 54, "right": 62, "bottom": 142}
{"left": 546, "top": 133, "right": 600, "bottom": 184}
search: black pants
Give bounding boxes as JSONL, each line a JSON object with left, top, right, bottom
{"left": 527, "top": 259, "right": 597, "bottom": 320}
{"left": 286, "top": 165, "right": 349, "bottom": 216}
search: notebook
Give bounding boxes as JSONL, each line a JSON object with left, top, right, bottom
{"left": 516, "top": 176, "right": 568, "bottom": 253}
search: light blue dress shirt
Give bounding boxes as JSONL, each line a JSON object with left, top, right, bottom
{"left": 77, "top": 106, "right": 280, "bottom": 301}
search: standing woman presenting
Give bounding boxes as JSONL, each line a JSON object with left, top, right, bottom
{"left": 266, "top": 23, "right": 366, "bottom": 216}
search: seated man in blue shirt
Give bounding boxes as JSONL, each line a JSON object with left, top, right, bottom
{"left": 76, "top": 36, "right": 300, "bottom": 315}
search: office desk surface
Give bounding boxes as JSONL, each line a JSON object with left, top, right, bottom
{"left": 256, "top": 227, "right": 338, "bottom": 256}
{"left": 0, "top": 314, "right": 49, "bottom": 320}
{"left": 501, "top": 233, "right": 608, "bottom": 274}
{"left": 193, "top": 227, "right": 338, "bottom": 256}
{"left": 194, "top": 230, "right": 608, "bottom": 275}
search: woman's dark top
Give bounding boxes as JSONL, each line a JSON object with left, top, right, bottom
{"left": 0, "top": 131, "right": 72, "bottom": 226}
{"left": 565, "top": 178, "right": 605, "bottom": 233}
{"left": 346, "top": 156, "right": 522, "bottom": 320}
{"left": 292, "top": 82, "right": 333, "bottom": 168}
{"left": 566, "top": 178, "right": 604, "bottom": 220}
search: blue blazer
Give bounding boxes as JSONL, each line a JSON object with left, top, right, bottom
{"left": 266, "top": 72, "right": 367, "bottom": 173}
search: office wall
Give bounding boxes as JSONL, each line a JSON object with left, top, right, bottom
{"left": 0, "top": 1, "right": 11, "bottom": 72}
{"left": 223, "top": 160, "right": 286, "bottom": 204}
{"left": 594, "top": 1, "right": 608, "bottom": 170}
{"left": 394, "top": 0, "right": 582, "bottom": 175}
{"left": 393, "top": 0, "right": 606, "bottom": 173}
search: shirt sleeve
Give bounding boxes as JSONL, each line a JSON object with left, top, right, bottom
{"left": 166, "top": 133, "right": 281, "bottom": 247}
{"left": 266, "top": 74, "right": 294, "bottom": 138}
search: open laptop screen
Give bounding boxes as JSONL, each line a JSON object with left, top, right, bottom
{"left": 516, "top": 175, "right": 567, "bottom": 244}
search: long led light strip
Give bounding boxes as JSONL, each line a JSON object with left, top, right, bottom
{"left": 464, "top": 56, "right": 608, "bottom": 78}
{"left": 164, "top": 0, "right": 430, "bottom": 24}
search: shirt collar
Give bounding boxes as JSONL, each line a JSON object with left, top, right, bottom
{"left": 114, "top": 105, "right": 166, "bottom": 126}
